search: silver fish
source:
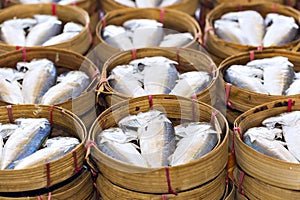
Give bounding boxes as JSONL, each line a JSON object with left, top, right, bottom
{"left": 1, "top": 22, "right": 26, "bottom": 46}
{"left": 295, "top": 72, "right": 300, "bottom": 79}
{"left": 103, "top": 25, "right": 134, "bottom": 50}
{"left": 1, "top": 118, "right": 51, "bottom": 169}
{"left": 22, "top": 59, "right": 57, "bottom": 104}
{"left": 42, "top": 32, "right": 79, "bottom": 46}
{"left": 170, "top": 122, "right": 219, "bottom": 166}
{"left": 159, "top": 32, "right": 193, "bottom": 47}
{"left": 225, "top": 65, "right": 264, "bottom": 79}
{"left": 115, "top": 0, "right": 136, "bottom": 7}
{"left": 131, "top": 26, "right": 164, "bottom": 49}
{"left": 123, "top": 19, "right": 163, "bottom": 30}
{"left": 143, "top": 62, "right": 179, "bottom": 94}
{"left": 40, "top": 71, "right": 90, "bottom": 105}
{"left": 159, "top": 0, "right": 181, "bottom": 7}
{"left": 243, "top": 127, "right": 298, "bottom": 163}
{"left": 0, "top": 68, "right": 24, "bottom": 82}
{"left": 170, "top": 71, "right": 211, "bottom": 97}
{"left": 26, "top": 18, "right": 62, "bottom": 46}
{"left": 98, "top": 127, "right": 137, "bottom": 144}
{"left": 138, "top": 114, "right": 176, "bottom": 168}
{"left": 246, "top": 56, "right": 292, "bottom": 69}
{"left": 0, "top": 123, "right": 19, "bottom": 140}
{"left": 285, "top": 79, "right": 300, "bottom": 95}
{"left": 33, "top": 14, "right": 58, "bottom": 24}
{"left": 135, "top": 0, "right": 162, "bottom": 8}
{"left": 263, "top": 13, "right": 299, "bottom": 47}
{"left": 14, "top": 137, "right": 79, "bottom": 169}
{"left": 63, "top": 22, "right": 83, "bottom": 33}
{"left": 0, "top": 75, "right": 24, "bottom": 104}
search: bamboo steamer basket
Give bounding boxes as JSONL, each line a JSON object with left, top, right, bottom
{"left": 205, "top": 2, "right": 300, "bottom": 65}
{"left": 224, "top": 178, "right": 235, "bottom": 200}
{"left": 100, "top": 0, "right": 198, "bottom": 15}
{"left": 97, "top": 170, "right": 226, "bottom": 200}
{"left": 0, "top": 104, "right": 86, "bottom": 192}
{"left": 233, "top": 98, "right": 300, "bottom": 190}
{"left": 87, "top": 95, "right": 229, "bottom": 194}
{"left": 0, "top": 167, "right": 94, "bottom": 199}
{"left": 226, "top": 108, "right": 243, "bottom": 127}
{"left": 233, "top": 167, "right": 300, "bottom": 200}
{"left": 93, "top": 8, "right": 202, "bottom": 66}
{"left": 0, "top": 4, "right": 92, "bottom": 55}
{"left": 98, "top": 47, "right": 219, "bottom": 108}
{"left": 219, "top": 49, "right": 300, "bottom": 113}
{"left": 0, "top": 47, "right": 100, "bottom": 128}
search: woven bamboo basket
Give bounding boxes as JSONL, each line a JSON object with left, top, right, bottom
{"left": 98, "top": 47, "right": 219, "bottom": 108}
{"left": 226, "top": 108, "right": 243, "bottom": 127}
{"left": 224, "top": 178, "right": 235, "bottom": 200}
{"left": 93, "top": 8, "right": 202, "bottom": 66}
{"left": 100, "top": 0, "right": 198, "bottom": 15}
{"left": 205, "top": 2, "right": 300, "bottom": 65}
{"left": 0, "top": 4, "right": 92, "bottom": 55}
{"left": 0, "top": 167, "right": 95, "bottom": 199}
{"left": 97, "top": 170, "right": 226, "bottom": 200}
{"left": 219, "top": 49, "right": 300, "bottom": 113}
{"left": 87, "top": 95, "right": 229, "bottom": 194}
{"left": 233, "top": 167, "right": 300, "bottom": 200}
{"left": 233, "top": 98, "right": 300, "bottom": 190}
{"left": 0, "top": 47, "right": 100, "bottom": 128}
{"left": 0, "top": 104, "right": 86, "bottom": 192}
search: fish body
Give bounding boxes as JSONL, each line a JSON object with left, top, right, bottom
{"left": 132, "top": 26, "right": 164, "bottom": 49}
{"left": 225, "top": 65, "right": 264, "bottom": 79}
{"left": 135, "top": 0, "right": 162, "bottom": 8}
{"left": 22, "top": 59, "right": 57, "bottom": 104}
{"left": 57, "top": 0, "right": 81, "bottom": 5}
{"left": 0, "top": 75, "right": 23, "bottom": 104}
{"left": 123, "top": 19, "right": 162, "bottom": 30}
{"left": 99, "top": 127, "right": 137, "bottom": 144}
{"left": 1, "top": 118, "right": 51, "bottom": 169}
{"left": 42, "top": 32, "right": 79, "bottom": 46}
{"left": 138, "top": 115, "right": 176, "bottom": 168}
{"left": 63, "top": 22, "right": 83, "bottom": 33}
{"left": 159, "top": 32, "right": 193, "bottom": 47}
{"left": 170, "top": 123, "right": 218, "bottom": 166}
{"left": 0, "top": 68, "right": 24, "bottom": 82}
{"left": 103, "top": 25, "right": 134, "bottom": 50}
{"left": 285, "top": 79, "right": 300, "bottom": 95}
{"left": 170, "top": 71, "right": 211, "bottom": 97}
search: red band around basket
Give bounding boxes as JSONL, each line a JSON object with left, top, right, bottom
{"left": 6, "top": 105, "right": 13, "bottom": 124}
{"left": 73, "top": 150, "right": 82, "bottom": 173}
{"left": 238, "top": 171, "right": 245, "bottom": 195}
{"left": 237, "top": 3, "right": 243, "bottom": 11}
{"left": 148, "top": 95, "right": 153, "bottom": 109}
{"left": 97, "top": 77, "right": 108, "bottom": 88}
{"left": 160, "top": 8, "right": 165, "bottom": 25}
{"left": 234, "top": 127, "right": 242, "bottom": 139}
{"left": 85, "top": 140, "right": 95, "bottom": 152}
{"left": 46, "top": 163, "right": 51, "bottom": 188}
{"left": 165, "top": 167, "right": 178, "bottom": 195}
{"left": 15, "top": 46, "right": 20, "bottom": 50}
{"left": 101, "top": 15, "right": 106, "bottom": 28}
{"left": 249, "top": 50, "right": 255, "bottom": 61}
{"left": 92, "top": 69, "right": 100, "bottom": 80}
{"left": 287, "top": 98, "right": 293, "bottom": 112}
{"left": 257, "top": 46, "right": 263, "bottom": 51}
{"left": 52, "top": 3, "right": 57, "bottom": 16}
{"left": 47, "top": 192, "right": 51, "bottom": 200}
{"left": 71, "top": 1, "right": 76, "bottom": 6}
{"left": 225, "top": 83, "right": 234, "bottom": 109}
{"left": 22, "top": 47, "right": 27, "bottom": 62}
{"left": 49, "top": 105, "right": 54, "bottom": 125}
{"left": 4, "top": 0, "right": 8, "bottom": 8}
{"left": 132, "top": 49, "right": 137, "bottom": 60}
{"left": 210, "top": 110, "right": 219, "bottom": 124}
{"left": 162, "top": 194, "right": 167, "bottom": 200}
{"left": 203, "top": 26, "right": 213, "bottom": 47}
{"left": 192, "top": 94, "right": 197, "bottom": 122}
{"left": 286, "top": 0, "right": 291, "bottom": 6}
{"left": 37, "top": 195, "right": 44, "bottom": 200}
{"left": 272, "top": 3, "right": 278, "bottom": 13}
{"left": 87, "top": 22, "right": 94, "bottom": 45}
{"left": 176, "top": 47, "right": 181, "bottom": 69}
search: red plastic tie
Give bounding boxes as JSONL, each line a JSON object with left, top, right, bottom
{"left": 237, "top": 3, "right": 243, "bottom": 11}
{"left": 47, "top": 192, "right": 51, "bottom": 200}
{"left": 210, "top": 110, "right": 219, "bottom": 124}
{"left": 286, "top": 0, "right": 291, "bottom": 6}
{"left": 100, "top": 15, "right": 106, "bottom": 28}
{"left": 203, "top": 26, "right": 213, "bottom": 47}
{"left": 192, "top": 94, "right": 197, "bottom": 122}
{"left": 225, "top": 83, "right": 234, "bottom": 109}
{"left": 87, "top": 22, "right": 94, "bottom": 45}
{"left": 22, "top": 47, "right": 27, "bottom": 62}
{"left": 238, "top": 171, "right": 245, "bottom": 195}
{"left": 231, "top": 128, "right": 235, "bottom": 155}
{"left": 132, "top": 49, "right": 137, "bottom": 60}
{"left": 287, "top": 98, "right": 293, "bottom": 112}
{"left": 71, "top": 1, "right": 76, "bottom": 6}
{"left": 97, "top": 77, "right": 108, "bottom": 88}
{"left": 148, "top": 95, "right": 153, "bottom": 109}
{"left": 49, "top": 105, "right": 54, "bottom": 125}
{"left": 234, "top": 127, "right": 242, "bottom": 139}
{"left": 73, "top": 150, "right": 82, "bottom": 173}
{"left": 160, "top": 8, "right": 165, "bottom": 25}
{"left": 46, "top": 163, "right": 51, "bottom": 188}
{"left": 176, "top": 47, "right": 181, "bottom": 70}
{"left": 85, "top": 140, "right": 96, "bottom": 151}
{"left": 249, "top": 50, "right": 255, "bottom": 61}
{"left": 15, "top": 46, "right": 20, "bottom": 50}
{"left": 272, "top": 3, "right": 278, "bottom": 13}
{"left": 4, "top": 0, "right": 8, "bottom": 8}
{"left": 257, "top": 46, "right": 263, "bottom": 51}
{"left": 52, "top": 3, "right": 57, "bottom": 16}
{"left": 162, "top": 194, "right": 168, "bottom": 200}
{"left": 37, "top": 195, "right": 44, "bottom": 200}
{"left": 92, "top": 69, "right": 100, "bottom": 80}
{"left": 6, "top": 105, "right": 13, "bottom": 124}
{"left": 165, "top": 167, "right": 178, "bottom": 195}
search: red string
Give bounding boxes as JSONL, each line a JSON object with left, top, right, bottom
{"left": 97, "top": 77, "right": 108, "bottom": 88}
{"left": 192, "top": 94, "right": 197, "bottom": 122}
{"left": 249, "top": 50, "right": 255, "bottom": 61}
{"left": 22, "top": 47, "right": 27, "bottom": 62}
{"left": 257, "top": 46, "right": 263, "bottom": 51}
{"left": 238, "top": 171, "right": 245, "bottom": 195}
{"left": 287, "top": 98, "right": 293, "bottom": 112}
{"left": 101, "top": 15, "right": 106, "bottom": 28}
{"left": 73, "top": 150, "right": 82, "bottom": 173}
{"left": 85, "top": 140, "right": 96, "bottom": 151}
{"left": 210, "top": 110, "right": 219, "bottom": 124}
{"left": 46, "top": 163, "right": 51, "bottom": 188}
{"left": 47, "top": 192, "right": 51, "bottom": 200}
{"left": 233, "top": 127, "right": 242, "bottom": 139}
{"left": 52, "top": 3, "right": 57, "bottom": 16}
{"left": 160, "top": 8, "right": 165, "bottom": 25}
{"left": 87, "top": 22, "right": 94, "bottom": 46}
{"left": 37, "top": 195, "right": 44, "bottom": 200}
{"left": 71, "top": 1, "right": 76, "bottom": 6}
{"left": 237, "top": 3, "right": 243, "bottom": 11}
{"left": 4, "top": 0, "right": 8, "bottom": 7}
{"left": 176, "top": 47, "right": 181, "bottom": 70}
{"left": 165, "top": 167, "right": 178, "bottom": 195}
{"left": 49, "top": 105, "right": 54, "bottom": 125}
{"left": 225, "top": 83, "right": 234, "bottom": 109}
{"left": 132, "top": 49, "right": 137, "bottom": 60}
{"left": 162, "top": 194, "right": 168, "bottom": 200}
{"left": 92, "top": 69, "right": 100, "bottom": 80}
{"left": 148, "top": 95, "right": 153, "bottom": 110}
{"left": 202, "top": 26, "right": 213, "bottom": 47}
{"left": 231, "top": 128, "right": 235, "bottom": 155}
{"left": 15, "top": 46, "right": 20, "bottom": 50}
{"left": 6, "top": 105, "right": 13, "bottom": 124}
{"left": 272, "top": 3, "right": 278, "bottom": 13}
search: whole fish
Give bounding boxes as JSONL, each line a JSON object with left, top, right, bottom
{"left": 22, "top": 59, "right": 57, "bottom": 104}
{"left": 103, "top": 25, "right": 134, "bottom": 50}
{"left": 143, "top": 62, "right": 179, "bottom": 94}
{"left": 42, "top": 32, "right": 79, "bottom": 46}
{"left": 243, "top": 127, "right": 298, "bottom": 163}
{"left": 285, "top": 79, "right": 300, "bottom": 95}
{"left": 159, "top": 0, "right": 181, "bottom": 7}
{"left": 159, "top": 32, "right": 193, "bottom": 47}
{"left": 170, "top": 122, "right": 219, "bottom": 166}
{"left": 169, "top": 71, "right": 211, "bottom": 97}
{"left": 138, "top": 114, "right": 176, "bottom": 168}
{"left": 26, "top": 17, "right": 62, "bottom": 46}
{"left": 115, "top": 0, "right": 136, "bottom": 7}
{"left": 263, "top": 13, "right": 299, "bottom": 47}
{"left": 135, "top": 0, "right": 162, "bottom": 8}
{"left": 63, "top": 22, "right": 83, "bottom": 33}
{"left": 0, "top": 75, "right": 24, "bottom": 104}
{"left": 1, "top": 118, "right": 51, "bottom": 169}
{"left": 14, "top": 137, "right": 79, "bottom": 169}
{"left": 225, "top": 65, "right": 264, "bottom": 80}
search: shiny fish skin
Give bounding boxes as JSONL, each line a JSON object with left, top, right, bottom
{"left": 0, "top": 23, "right": 26, "bottom": 46}
{"left": 1, "top": 118, "right": 51, "bottom": 170}
{"left": 22, "top": 59, "right": 56, "bottom": 104}
{"left": 138, "top": 115, "right": 176, "bottom": 168}
{"left": 246, "top": 56, "right": 292, "bottom": 69}
{"left": 159, "top": 32, "right": 193, "bottom": 47}
{"left": 0, "top": 75, "right": 24, "bottom": 104}
{"left": 169, "top": 71, "right": 211, "bottom": 97}
{"left": 170, "top": 122, "right": 218, "bottom": 166}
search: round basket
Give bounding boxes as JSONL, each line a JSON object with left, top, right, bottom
{"left": 93, "top": 8, "right": 201, "bottom": 65}
{"left": 98, "top": 47, "right": 219, "bottom": 108}
{"left": 87, "top": 94, "right": 229, "bottom": 194}
{"left": 234, "top": 167, "right": 300, "bottom": 200}
{"left": 0, "top": 47, "right": 100, "bottom": 128}
{"left": 219, "top": 49, "right": 300, "bottom": 113}
{"left": 97, "top": 170, "right": 226, "bottom": 200}
{"left": 100, "top": 0, "right": 199, "bottom": 15}
{"left": 0, "top": 4, "right": 92, "bottom": 55}
{"left": 233, "top": 98, "right": 300, "bottom": 190}
{"left": 0, "top": 104, "right": 87, "bottom": 192}
{"left": 205, "top": 2, "right": 300, "bottom": 65}
{"left": 0, "top": 166, "right": 94, "bottom": 199}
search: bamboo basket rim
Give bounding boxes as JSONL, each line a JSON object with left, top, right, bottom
{"left": 95, "top": 7, "right": 202, "bottom": 50}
